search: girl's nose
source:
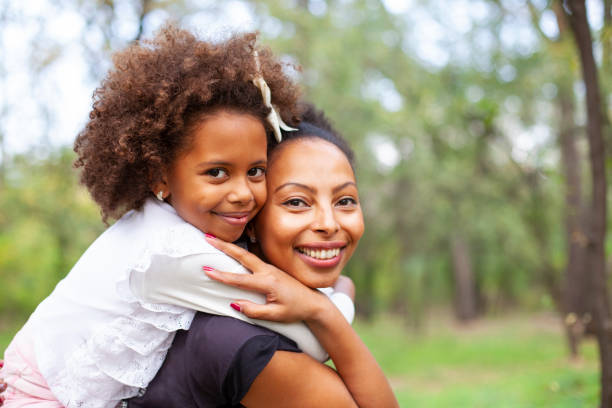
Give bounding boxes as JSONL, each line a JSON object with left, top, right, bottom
{"left": 227, "top": 177, "right": 254, "bottom": 204}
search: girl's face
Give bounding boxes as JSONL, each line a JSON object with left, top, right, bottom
{"left": 254, "top": 138, "right": 364, "bottom": 288}
{"left": 159, "top": 110, "right": 268, "bottom": 242}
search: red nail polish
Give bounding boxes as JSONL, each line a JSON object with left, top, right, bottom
{"left": 230, "top": 303, "right": 241, "bottom": 312}
{"left": 202, "top": 266, "right": 214, "bottom": 272}
{"left": 205, "top": 233, "right": 216, "bottom": 239}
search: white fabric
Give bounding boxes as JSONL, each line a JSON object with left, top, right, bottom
{"left": 9, "top": 198, "right": 353, "bottom": 408}
{"left": 130, "top": 249, "right": 356, "bottom": 363}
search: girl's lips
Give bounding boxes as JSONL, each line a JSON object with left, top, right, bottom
{"left": 214, "top": 212, "right": 251, "bottom": 226}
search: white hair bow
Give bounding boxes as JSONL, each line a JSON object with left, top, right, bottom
{"left": 252, "top": 51, "right": 297, "bottom": 142}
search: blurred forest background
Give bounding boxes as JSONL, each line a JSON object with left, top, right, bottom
{"left": 1, "top": 0, "right": 611, "bottom": 405}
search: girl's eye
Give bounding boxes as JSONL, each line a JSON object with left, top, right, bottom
{"left": 337, "top": 197, "right": 358, "bottom": 207}
{"left": 206, "top": 168, "right": 228, "bottom": 178}
{"left": 248, "top": 167, "right": 266, "bottom": 178}
{"left": 283, "top": 198, "right": 308, "bottom": 208}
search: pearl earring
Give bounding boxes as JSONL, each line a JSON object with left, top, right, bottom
{"left": 156, "top": 191, "right": 164, "bottom": 201}
{"left": 249, "top": 235, "right": 257, "bottom": 243}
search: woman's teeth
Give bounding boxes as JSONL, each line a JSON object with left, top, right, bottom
{"left": 298, "top": 247, "right": 341, "bottom": 260}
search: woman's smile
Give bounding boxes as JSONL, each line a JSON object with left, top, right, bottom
{"left": 295, "top": 242, "right": 346, "bottom": 267}
{"left": 254, "top": 138, "right": 364, "bottom": 289}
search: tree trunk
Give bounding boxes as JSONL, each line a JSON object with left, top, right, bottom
{"left": 565, "top": 0, "right": 612, "bottom": 405}
{"left": 451, "top": 234, "right": 477, "bottom": 322}
{"left": 558, "top": 82, "right": 589, "bottom": 358}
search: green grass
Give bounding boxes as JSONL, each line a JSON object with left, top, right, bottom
{"left": 355, "top": 313, "right": 598, "bottom": 407}
{"left": 1, "top": 313, "right": 599, "bottom": 407}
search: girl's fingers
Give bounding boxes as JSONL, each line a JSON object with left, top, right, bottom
{"left": 204, "top": 268, "right": 269, "bottom": 293}
{"left": 205, "top": 236, "right": 265, "bottom": 272}
{"left": 233, "top": 300, "right": 284, "bottom": 321}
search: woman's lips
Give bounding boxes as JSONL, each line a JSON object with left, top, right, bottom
{"left": 295, "top": 243, "right": 346, "bottom": 268}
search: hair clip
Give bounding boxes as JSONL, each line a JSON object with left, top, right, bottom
{"left": 252, "top": 50, "right": 297, "bottom": 142}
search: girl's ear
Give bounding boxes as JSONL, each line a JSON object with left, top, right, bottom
{"left": 151, "top": 174, "right": 169, "bottom": 201}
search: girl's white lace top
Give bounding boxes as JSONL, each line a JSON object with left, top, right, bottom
{"left": 15, "top": 199, "right": 353, "bottom": 408}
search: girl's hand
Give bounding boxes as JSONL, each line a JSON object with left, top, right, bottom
{"left": 203, "top": 236, "right": 329, "bottom": 323}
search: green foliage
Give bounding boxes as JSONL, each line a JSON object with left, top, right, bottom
{"left": 0, "top": 148, "right": 104, "bottom": 318}
{"left": 0, "top": 0, "right": 608, "bottom": 328}
{"left": 250, "top": 0, "right": 573, "bottom": 320}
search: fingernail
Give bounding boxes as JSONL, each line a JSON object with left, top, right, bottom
{"left": 202, "top": 266, "right": 214, "bottom": 272}
{"left": 230, "top": 303, "right": 242, "bottom": 312}
{"left": 205, "top": 233, "right": 216, "bottom": 239}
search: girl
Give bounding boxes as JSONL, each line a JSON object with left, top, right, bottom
{"left": 0, "top": 26, "right": 352, "bottom": 407}
{"left": 129, "top": 105, "right": 399, "bottom": 407}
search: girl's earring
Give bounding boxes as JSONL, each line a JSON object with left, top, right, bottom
{"left": 249, "top": 235, "right": 257, "bottom": 244}
{"left": 156, "top": 191, "right": 164, "bottom": 201}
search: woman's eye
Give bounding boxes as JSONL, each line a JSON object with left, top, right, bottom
{"left": 337, "top": 197, "right": 358, "bottom": 207}
{"left": 283, "top": 198, "right": 308, "bottom": 207}
{"left": 206, "top": 168, "right": 228, "bottom": 178}
{"left": 248, "top": 167, "right": 266, "bottom": 178}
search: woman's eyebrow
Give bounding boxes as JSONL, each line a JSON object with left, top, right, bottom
{"left": 332, "top": 182, "right": 357, "bottom": 194}
{"left": 274, "top": 182, "right": 316, "bottom": 193}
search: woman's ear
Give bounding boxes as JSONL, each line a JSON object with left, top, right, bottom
{"left": 245, "top": 223, "right": 265, "bottom": 258}
{"left": 246, "top": 223, "right": 257, "bottom": 244}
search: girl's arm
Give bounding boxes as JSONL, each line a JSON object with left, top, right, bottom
{"left": 130, "top": 250, "right": 354, "bottom": 361}
{"left": 204, "top": 237, "right": 399, "bottom": 408}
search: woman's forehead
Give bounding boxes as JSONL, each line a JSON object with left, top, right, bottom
{"left": 267, "top": 138, "right": 355, "bottom": 186}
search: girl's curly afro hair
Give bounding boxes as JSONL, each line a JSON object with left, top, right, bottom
{"left": 74, "top": 24, "right": 301, "bottom": 222}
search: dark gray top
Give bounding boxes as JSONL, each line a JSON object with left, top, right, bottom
{"left": 128, "top": 312, "right": 301, "bottom": 408}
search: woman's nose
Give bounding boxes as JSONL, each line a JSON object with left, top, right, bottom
{"left": 312, "top": 205, "right": 340, "bottom": 235}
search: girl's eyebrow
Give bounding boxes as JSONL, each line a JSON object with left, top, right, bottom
{"left": 196, "top": 159, "right": 267, "bottom": 168}
{"left": 198, "top": 161, "right": 231, "bottom": 167}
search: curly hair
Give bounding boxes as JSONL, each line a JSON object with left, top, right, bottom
{"left": 74, "top": 24, "right": 301, "bottom": 222}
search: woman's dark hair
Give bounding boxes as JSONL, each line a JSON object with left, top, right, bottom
{"left": 271, "top": 103, "right": 355, "bottom": 168}
{"left": 74, "top": 23, "right": 301, "bottom": 222}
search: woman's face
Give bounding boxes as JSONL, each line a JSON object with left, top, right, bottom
{"left": 254, "top": 138, "right": 364, "bottom": 288}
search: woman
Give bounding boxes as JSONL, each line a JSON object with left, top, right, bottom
{"left": 128, "top": 105, "right": 399, "bottom": 407}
